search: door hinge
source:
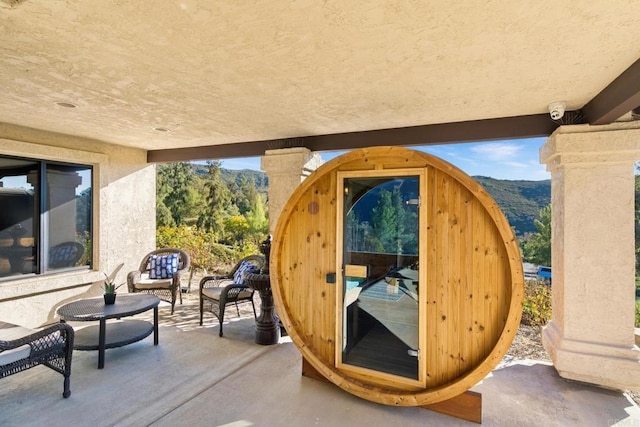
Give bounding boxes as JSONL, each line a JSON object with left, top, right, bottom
{"left": 408, "top": 349, "right": 420, "bottom": 359}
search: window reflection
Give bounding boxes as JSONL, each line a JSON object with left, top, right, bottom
{"left": 0, "top": 158, "right": 37, "bottom": 276}
{"left": 0, "top": 156, "right": 92, "bottom": 278}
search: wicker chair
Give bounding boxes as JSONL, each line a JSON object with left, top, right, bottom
{"left": 49, "top": 241, "right": 84, "bottom": 268}
{"left": 127, "top": 248, "right": 191, "bottom": 314}
{"left": 199, "top": 255, "right": 264, "bottom": 337}
{"left": 0, "top": 321, "right": 74, "bottom": 398}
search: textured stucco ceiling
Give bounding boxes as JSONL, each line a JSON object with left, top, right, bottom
{"left": 1, "top": 1, "right": 639, "bottom": 152}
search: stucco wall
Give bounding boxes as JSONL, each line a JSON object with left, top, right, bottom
{"left": 0, "top": 124, "right": 156, "bottom": 327}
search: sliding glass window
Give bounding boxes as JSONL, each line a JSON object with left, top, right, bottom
{"left": 0, "top": 155, "right": 92, "bottom": 279}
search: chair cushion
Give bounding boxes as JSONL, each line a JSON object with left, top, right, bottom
{"left": 0, "top": 322, "right": 36, "bottom": 366}
{"left": 134, "top": 273, "right": 173, "bottom": 290}
{"left": 202, "top": 287, "right": 253, "bottom": 301}
{"left": 0, "top": 321, "right": 34, "bottom": 341}
{"left": 149, "top": 253, "right": 179, "bottom": 279}
{"left": 233, "top": 260, "right": 259, "bottom": 285}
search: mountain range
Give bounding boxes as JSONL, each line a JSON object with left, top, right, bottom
{"left": 473, "top": 176, "right": 550, "bottom": 236}
{"left": 212, "top": 168, "right": 550, "bottom": 237}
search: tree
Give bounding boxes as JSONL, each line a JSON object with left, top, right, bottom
{"left": 157, "top": 162, "right": 195, "bottom": 226}
{"left": 521, "top": 204, "right": 552, "bottom": 266}
{"left": 224, "top": 215, "right": 250, "bottom": 245}
{"left": 246, "top": 192, "right": 269, "bottom": 245}
{"left": 197, "top": 161, "right": 232, "bottom": 239}
{"left": 234, "top": 176, "right": 259, "bottom": 215}
{"left": 76, "top": 187, "right": 92, "bottom": 234}
{"left": 156, "top": 202, "right": 175, "bottom": 227}
{"left": 371, "top": 188, "right": 406, "bottom": 254}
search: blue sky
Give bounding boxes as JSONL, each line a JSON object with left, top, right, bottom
{"left": 220, "top": 137, "right": 550, "bottom": 181}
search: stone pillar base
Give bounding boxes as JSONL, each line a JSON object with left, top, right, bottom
{"left": 543, "top": 321, "right": 640, "bottom": 391}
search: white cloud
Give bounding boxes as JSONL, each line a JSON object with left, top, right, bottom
{"left": 220, "top": 158, "right": 261, "bottom": 170}
{"left": 470, "top": 142, "right": 524, "bottom": 162}
{"left": 504, "top": 161, "right": 529, "bottom": 168}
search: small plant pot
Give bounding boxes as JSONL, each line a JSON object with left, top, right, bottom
{"left": 104, "top": 293, "right": 117, "bottom": 305}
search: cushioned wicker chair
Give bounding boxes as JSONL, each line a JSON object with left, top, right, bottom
{"left": 199, "top": 255, "right": 264, "bottom": 337}
{"left": 0, "top": 321, "right": 74, "bottom": 398}
{"left": 49, "top": 241, "right": 84, "bottom": 268}
{"left": 127, "top": 248, "right": 190, "bottom": 314}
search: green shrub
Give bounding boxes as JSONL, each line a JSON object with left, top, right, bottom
{"left": 522, "top": 279, "right": 552, "bottom": 327}
{"left": 156, "top": 225, "right": 237, "bottom": 272}
{"left": 75, "top": 230, "right": 92, "bottom": 266}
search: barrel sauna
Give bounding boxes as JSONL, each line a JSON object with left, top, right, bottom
{"left": 271, "top": 146, "right": 523, "bottom": 406}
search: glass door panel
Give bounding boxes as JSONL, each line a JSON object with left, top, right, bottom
{"left": 340, "top": 174, "right": 421, "bottom": 380}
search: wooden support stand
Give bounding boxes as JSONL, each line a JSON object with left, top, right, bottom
{"left": 420, "top": 390, "right": 482, "bottom": 424}
{"left": 302, "top": 357, "right": 328, "bottom": 382}
{"left": 302, "top": 358, "right": 482, "bottom": 424}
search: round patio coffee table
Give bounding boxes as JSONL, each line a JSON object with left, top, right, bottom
{"left": 57, "top": 294, "right": 160, "bottom": 369}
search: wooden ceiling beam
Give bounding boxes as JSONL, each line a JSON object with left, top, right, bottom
{"left": 582, "top": 58, "right": 640, "bottom": 125}
{"left": 303, "top": 114, "right": 556, "bottom": 152}
{"left": 147, "top": 113, "right": 558, "bottom": 163}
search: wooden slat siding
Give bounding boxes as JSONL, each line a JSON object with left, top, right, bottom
{"left": 449, "top": 175, "right": 462, "bottom": 382}
{"left": 483, "top": 215, "right": 496, "bottom": 358}
{"left": 460, "top": 185, "right": 474, "bottom": 375}
{"left": 301, "top": 187, "right": 316, "bottom": 352}
{"left": 435, "top": 169, "right": 449, "bottom": 385}
{"left": 425, "top": 166, "right": 439, "bottom": 388}
{"left": 318, "top": 174, "right": 337, "bottom": 363}
{"left": 271, "top": 146, "right": 523, "bottom": 407}
{"left": 295, "top": 203, "right": 309, "bottom": 343}
{"left": 472, "top": 201, "right": 486, "bottom": 371}
{"left": 305, "top": 185, "right": 322, "bottom": 355}
{"left": 287, "top": 205, "right": 302, "bottom": 339}
{"left": 447, "top": 171, "right": 457, "bottom": 384}
{"left": 491, "top": 215, "right": 507, "bottom": 350}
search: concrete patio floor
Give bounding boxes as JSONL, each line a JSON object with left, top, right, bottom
{"left": 1, "top": 296, "right": 639, "bottom": 427}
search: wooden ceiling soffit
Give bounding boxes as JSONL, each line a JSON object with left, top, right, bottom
{"left": 582, "top": 58, "right": 640, "bottom": 125}
{"left": 146, "top": 113, "right": 558, "bottom": 163}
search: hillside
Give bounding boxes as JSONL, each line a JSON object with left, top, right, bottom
{"left": 192, "top": 163, "right": 269, "bottom": 195}
{"left": 206, "top": 166, "right": 550, "bottom": 237}
{"left": 473, "top": 176, "right": 550, "bottom": 236}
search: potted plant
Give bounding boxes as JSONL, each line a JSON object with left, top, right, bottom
{"left": 103, "top": 273, "right": 124, "bottom": 305}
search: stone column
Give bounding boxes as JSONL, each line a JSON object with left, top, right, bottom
{"left": 540, "top": 123, "right": 640, "bottom": 390}
{"left": 260, "top": 147, "right": 324, "bottom": 234}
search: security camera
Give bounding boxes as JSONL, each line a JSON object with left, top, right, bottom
{"left": 548, "top": 101, "right": 566, "bottom": 120}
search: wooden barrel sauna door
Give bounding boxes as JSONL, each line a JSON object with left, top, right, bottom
{"left": 271, "top": 146, "right": 524, "bottom": 406}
